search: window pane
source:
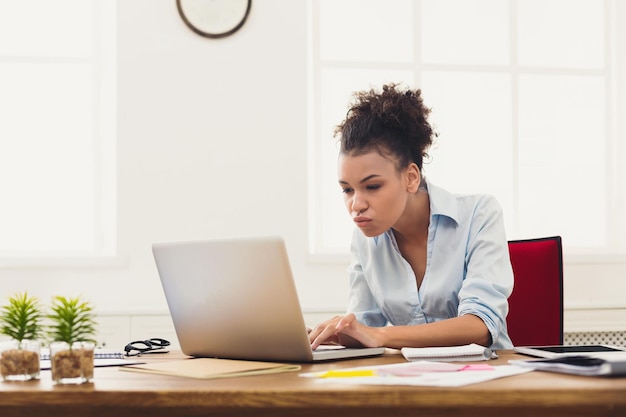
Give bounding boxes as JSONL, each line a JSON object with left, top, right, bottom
{"left": 421, "top": 0, "right": 510, "bottom": 66}
{"left": 312, "top": 0, "right": 614, "bottom": 256}
{"left": 518, "top": 74, "right": 606, "bottom": 247}
{"left": 517, "top": 0, "right": 604, "bottom": 69}
{"left": 319, "top": 0, "right": 414, "bottom": 63}
{"left": 315, "top": 69, "right": 415, "bottom": 253}
{"left": 0, "top": 0, "right": 93, "bottom": 57}
{"left": 0, "top": 63, "right": 95, "bottom": 255}
{"left": 420, "top": 71, "right": 514, "bottom": 232}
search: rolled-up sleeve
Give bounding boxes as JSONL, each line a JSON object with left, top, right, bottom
{"left": 457, "top": 196, "right": 513, "bottom": 349}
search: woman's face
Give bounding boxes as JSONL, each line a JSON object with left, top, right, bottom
{"left": 338, "top": 151, "right": 412, "bottom": 237}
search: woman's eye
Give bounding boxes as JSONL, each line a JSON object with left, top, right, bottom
{"left": 366, "top": 184, "right": 381, "bottom": 191}
{"left": 341, "top": 187, "right": 354, "bottom": 194}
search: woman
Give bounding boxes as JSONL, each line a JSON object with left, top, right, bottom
{"left": 308, "top": 83, "right": 513, "bottom": 351}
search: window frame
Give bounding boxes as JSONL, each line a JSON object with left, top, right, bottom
{"left": 0, "top": 0, "right": 118, "bottom": 267}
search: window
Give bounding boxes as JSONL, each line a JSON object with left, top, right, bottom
{"left": 0, "top": 0, "right": 116, "bottom": 261}
{"left": 309, "top": 0, "right": 625, "bottom": 258}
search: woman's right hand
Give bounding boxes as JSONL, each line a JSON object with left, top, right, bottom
{"left": 308, "top": 313, "right": 382, "bottom": 350}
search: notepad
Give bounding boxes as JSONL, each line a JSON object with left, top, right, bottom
{"left": 120, "top": 357, "right": 301, "bottom": 379}
{"left": 401, "top": 344, "right": 495, "bottom": 362}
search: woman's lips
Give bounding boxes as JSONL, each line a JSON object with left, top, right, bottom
{"left": 353, "top": 216, "right": 372, "bottom": 228}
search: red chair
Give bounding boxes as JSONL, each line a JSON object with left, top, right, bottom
{"left": 506, "top": 236, "right": 563, "bottom": 346}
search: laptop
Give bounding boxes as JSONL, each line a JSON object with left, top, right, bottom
{"left": 152, "top": 236, "right": 385, "bottom": 362}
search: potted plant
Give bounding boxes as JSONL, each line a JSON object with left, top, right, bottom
{"left": 0, "top": 292, "right": 43, "bottom": 381}
{"left": 47, "top": 295, "right": 98, "bottom": 384}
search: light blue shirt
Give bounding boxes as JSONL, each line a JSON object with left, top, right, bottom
{"left": 347, "top": 181, "right": 514, "bottom": 350}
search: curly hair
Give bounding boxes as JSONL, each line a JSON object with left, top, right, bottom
{"left": 334, "top": 83, "right": 436, "bottom": 171}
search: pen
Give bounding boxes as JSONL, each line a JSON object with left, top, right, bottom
{"left": 319, "top": 369, "right": 377, "bottom": 378}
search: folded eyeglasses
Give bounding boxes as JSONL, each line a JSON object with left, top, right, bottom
{"left": 124, "top": 338, "right": 171, "bottom": 356}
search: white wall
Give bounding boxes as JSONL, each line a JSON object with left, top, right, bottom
{"left": 114, "top": 0, "right": 348, "bottom": 313}
{"left": 1, "top": 0, "right": 625, "bottom": 346}
{"left": 1, "top": 0, "right": 347, "bottom": 314}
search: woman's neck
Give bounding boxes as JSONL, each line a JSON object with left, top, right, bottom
{"left": 392, "top": 188, "right": 430, "bottom": 244}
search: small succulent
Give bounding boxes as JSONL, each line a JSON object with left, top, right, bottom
{"left": 0, "top": 292, "right": 43, "bottom": 343}
{"left": 47, "top": 296, "right": 97, "bottom": 345}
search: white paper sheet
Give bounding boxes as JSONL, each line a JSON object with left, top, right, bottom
{"left": 301, "top": 361, "right": 532, "bottom": 387}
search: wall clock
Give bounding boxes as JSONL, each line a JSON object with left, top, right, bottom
{"left": 177, "top": 0, "right": 252, "bottom": 39}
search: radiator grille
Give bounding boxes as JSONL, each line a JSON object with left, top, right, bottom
{"left": 565, "top": 331, "right": 626, "bottom": 347}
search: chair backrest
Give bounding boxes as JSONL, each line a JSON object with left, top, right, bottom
{"left": 506, "top": 236, "right": 563, "bottom": 346}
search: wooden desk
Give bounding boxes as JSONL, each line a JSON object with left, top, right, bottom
{"left": 1, "top": 351, "right": 625, "bottom": 417}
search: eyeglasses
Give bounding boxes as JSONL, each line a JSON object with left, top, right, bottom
{"left": 124, "top": 338, "right": 171, "bottom": 356}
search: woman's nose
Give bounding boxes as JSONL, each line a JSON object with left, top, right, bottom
{"left": 350, "top": 193, "right": 367, "bottom": 215}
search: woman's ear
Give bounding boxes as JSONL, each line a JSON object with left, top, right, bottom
{"left": 406, "top": 163, "right": 421, "bottom": 193}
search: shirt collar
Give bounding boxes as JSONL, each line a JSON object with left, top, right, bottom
{"left": 424, "top": 179, "right": 460, "bottom": 226}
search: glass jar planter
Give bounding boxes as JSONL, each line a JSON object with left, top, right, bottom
{"left": 0, "top": 339, "right": 40, "bottom": 381}
{"left": 49, "top": 341, "right": 95, "bottom": 384}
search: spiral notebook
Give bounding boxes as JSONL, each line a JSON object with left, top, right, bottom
{"left": 39, "top": 348, "right": 140, "bottom": 370}
{"left": 401, "top": 344, "right": 495, "bottom": 362}
{"left": 40, "top": 348, "right": 125, "bottom": 361}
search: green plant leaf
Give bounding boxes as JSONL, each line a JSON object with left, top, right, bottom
{"left": 46, "top": 295, "right": 98, "bottom": 345}
{"left": 0, "top": 292, "right": 43, "bottom": 342}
